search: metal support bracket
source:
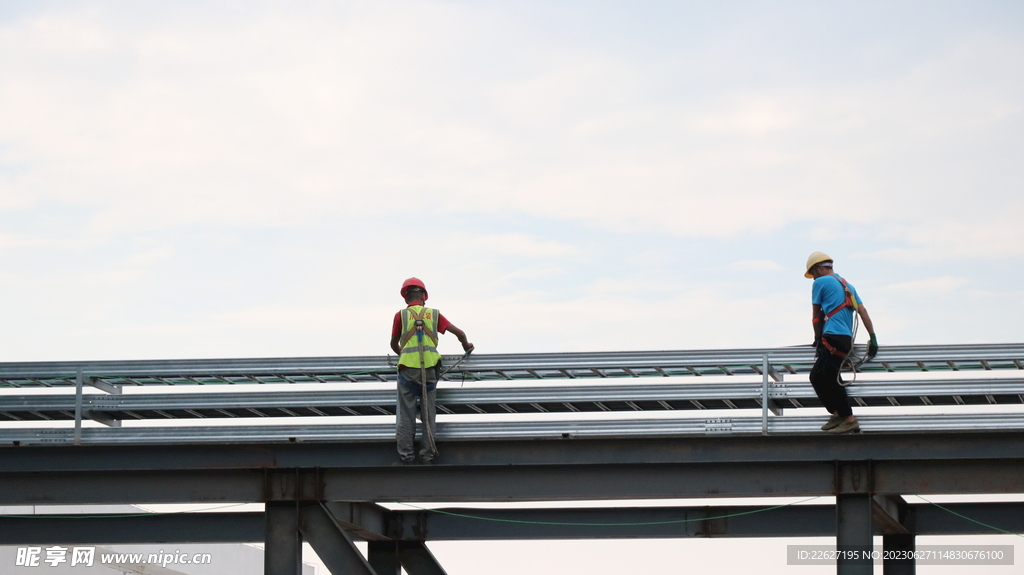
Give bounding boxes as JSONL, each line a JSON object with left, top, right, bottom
{"left": 84, "top": 410, "right": 122, "bottom": 428}
{"left": 872, "top": 495, "right": 911, "bottom": 535}
{"left": 85, "top": 376, "right": 122, "bottom": 395}
{"left": 266, "top": 469, "right": 323, "bottom": 502}
{"left": 760, "top": 355, "right": 782, "bottom": 431}
{"left": 323, "top": 502, "right": 391, "bottom": 541}
{"left": 836, "top": 462, "right": 873, "bottom": 495}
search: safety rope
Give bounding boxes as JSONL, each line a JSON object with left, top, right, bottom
{"left": 5, "top": 498, "right": 1021, "bottom": 539}
{"left": 913, "top": 496, "right": 1024, "bottom": 538}
{"left": 415, "top": 321, "right": 438, "bottom": 459}
{"left": 837, "top": 311, "right": 861, "bottom": 387}
{"left": 393, "top": 495, "right": 1024, "bottom": 536}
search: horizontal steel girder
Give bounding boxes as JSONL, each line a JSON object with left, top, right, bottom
{"left": 0, "top": 512, "right": 265, "bottom": 544}
{"left": 0, "top": 503, "right": 1020, "bottom": 544}
{"left": 1, "top": 460, "right": 1023, "bottom": 505}
{"left": 1, "top": 433, "right": 1024, "bottom": 472}
{"left": 1, "top": 343, "right": 1021, "bottom": 387}
{"left": 1, "top": 433, "right": 1024, "bottom": 473}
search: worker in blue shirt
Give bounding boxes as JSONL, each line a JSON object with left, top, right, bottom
{"left": 805, "top": 252, "right": 878, "bottom": 434}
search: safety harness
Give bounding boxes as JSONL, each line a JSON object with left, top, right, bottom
{"left": 399, "top": 306, "right": 439, "bottom": 459}
{"left": 819, "top": 276, "right": 858, "bottom": 359}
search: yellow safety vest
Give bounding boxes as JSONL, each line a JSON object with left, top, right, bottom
{"left": 398, "top": 306, "right": 442, "bottom": 369}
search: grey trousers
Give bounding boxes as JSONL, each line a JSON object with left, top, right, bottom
{"left": 396, "top": 367, "right": 438, "bottom": 461}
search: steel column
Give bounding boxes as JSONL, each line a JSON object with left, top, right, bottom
{"left": 266, "top": 501, "right": 302, "bottom": 575}
{"left": 836, "top": 494, "right": 873, "bottom": 575}
{"left": 74, "top": 367, "right": 84, "bottom": 445}
{"left": 368, "top": 541, "right": 402, "bottom": 575}
{"left": 883, "top": 534, "right": 915, "bottom": 575}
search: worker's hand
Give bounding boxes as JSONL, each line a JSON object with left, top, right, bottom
{"left": 866, "top": 333, "right": 878, "bottom": 361}
{"left": 462, "top": 342, "right": 475, "bottom": 353}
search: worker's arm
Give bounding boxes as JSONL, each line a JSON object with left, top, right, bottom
{"left": 811, "top": 304, "right": 825, "bottom": 345}
{"left": 390, "top": 334, "right": 402, "bottom": 356}
{"left": 446, "top": 324, "right": 475, "bottom": 352}
{"left": 856, "top": 304, "right": 875, "bottom": 335}
{"left": 857, "top": 305, "right": 878, "bottom": 359}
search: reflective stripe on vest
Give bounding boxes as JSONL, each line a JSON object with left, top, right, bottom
{"left": 398, "top": 306, "right": 442, "bottom": 368}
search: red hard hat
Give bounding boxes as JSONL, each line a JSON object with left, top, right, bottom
{"left": 400, "top": 277, "right": 428, "bottom": 300}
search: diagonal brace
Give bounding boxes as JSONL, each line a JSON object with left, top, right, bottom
{"left": 299, "top": 502, "right": 377, "bottom": 575}
{"left": 399, "top": 541, "right": 448, "bottom": 575}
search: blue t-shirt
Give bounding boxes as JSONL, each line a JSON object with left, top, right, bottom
{"left": 812, "top": 273, "right": 863, "bottom": 336}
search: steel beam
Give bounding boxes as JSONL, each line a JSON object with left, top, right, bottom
{"left": 3, "top": 434, "right": 1024, "bottom": 473}
{"left": 0, "top": 470, "right": 264, "bottom": 504}
{"left": 2, "top": 460, "right": 1024, "bottom": 505}
{"left": 298, "top": 502, "right": 376, "bottom": 575}
{"left": 385, "top": 505, "right": 836, "bottom": 540}
{"left": 321, "top": 463, "right": 837, "bottom": 502}
{"left": 266, "top": 501, "right": 302, "bottom": 575}
{"left": 0, "top": 512, "right": 264, "bottom": 544}
{"left": 914, "top": 502, "right": 1024, "bottom": 534}
{"left": 0, "top": 502, "right": 1019, "bottom": 545}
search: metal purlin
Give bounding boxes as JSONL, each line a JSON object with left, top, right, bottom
{"left": 1, "top": 343, "right": 1024, "bottom": 445}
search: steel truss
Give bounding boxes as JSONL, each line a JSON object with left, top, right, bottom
{"left": 3, "top": 344, "right": 1024, "bottom": 574}
{"left": 1, "top": 343, "right": 1024, "bottom": 445}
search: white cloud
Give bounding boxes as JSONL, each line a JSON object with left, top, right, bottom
{"left": 0, "top": 232, "right": 54, "bottom": 251}
{"left": 0, "top": 1, "right": 1022, "bottom": 365}
{"left": 450, "top": 233, "right": 579, "bottom": 259}
{"left": 2, "top": 3, "right": 1021, "bottom": 243}
{"left": 868, "top": 218, "right": 1024, "bottom": 260}
{"left": 881, "top": 276, "right": 970, "bottom": 293}
{"left": 726, "top": 259, "right": 785, "bottom": 272}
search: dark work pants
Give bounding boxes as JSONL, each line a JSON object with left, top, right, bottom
{"left": 396, "top": 366, "right": 438, "bottom": 462}
{"left": 810, "top": 334, "right": 854, "bottom": 418}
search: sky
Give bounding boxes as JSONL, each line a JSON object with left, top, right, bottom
{"left": 2, "top": 1, "right": 1024, "bottom": 573}
{"left": 1, "top": 0, "right": 1023, "bottom": 362}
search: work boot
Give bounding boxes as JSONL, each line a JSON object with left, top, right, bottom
{"left": 829, "top": 419, "right": 860, "bottom": 434}
{"left": 820, "top": 415, "right": 844, "bottom": 431}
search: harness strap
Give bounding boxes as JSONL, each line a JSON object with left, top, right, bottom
{"left": 821, "top": 336, "right": 848, "bottom": 359}
{"left": 399, "top": 308, "right": 439, "bottom": 347}
{"left": 824, "top": 277, "right": 858, "bottom": 321}
{"left": 416, "top": 324, "right": 438, "bottom": 457}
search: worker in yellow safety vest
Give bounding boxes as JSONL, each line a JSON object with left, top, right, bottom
{"left": 390, "top": 277, "right": 474, "bottom": 464}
